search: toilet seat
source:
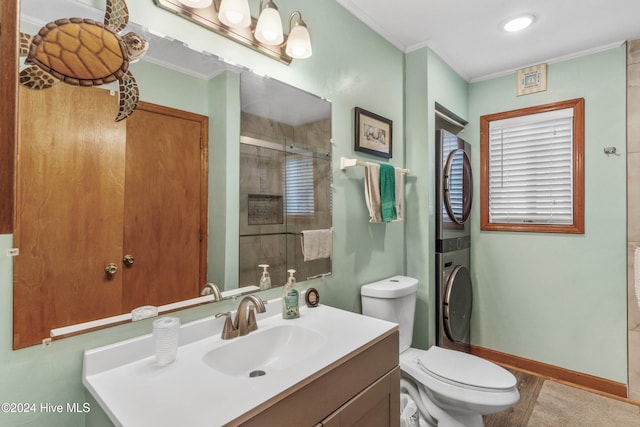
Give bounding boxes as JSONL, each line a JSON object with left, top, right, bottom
{"left": 417, "top": 346, "right": 516, "bottom": 391}
{"left": 400, "top": 346, "right": 520, "bottom": 417}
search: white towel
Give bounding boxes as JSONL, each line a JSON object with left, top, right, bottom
{"left": 392, "top": 166, "right": 404, "bottom": 222}
{"left": 634, "top": 247, "right": 640, "bottom": 310}
{"left": 364, "top": 163, "right": 383, "bottom": 223}
{"left": 301, "top": 229, "right": 332, "bottom": 261}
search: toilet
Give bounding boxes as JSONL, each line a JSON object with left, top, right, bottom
{"left": 361, "top": 275, "right": 519, "bottom": 427}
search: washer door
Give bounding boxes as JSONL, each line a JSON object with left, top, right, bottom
{"left": 443, "top": 265, "right": 473, "bottom": 342}
{"left": 443, "top": 148, "right": 473, "bottom": 224}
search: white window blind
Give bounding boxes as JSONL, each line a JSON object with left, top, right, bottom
{"left": 488, "top": 107, "right": 574, "bottom": 224}
{"left": 284, "top": 156, "right": 315, "bottom": 215}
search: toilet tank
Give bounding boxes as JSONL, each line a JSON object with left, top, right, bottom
{"left": 360, "top": 275, "right": 419, "bottom": 352}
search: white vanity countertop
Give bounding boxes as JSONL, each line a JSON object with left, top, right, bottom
{"left": 83, "top": 299, "right": 397, "bottom": 427}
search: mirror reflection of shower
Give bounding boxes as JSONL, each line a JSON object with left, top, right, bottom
{"left": 239, "top": 73, "right": 332, "bottom": 288}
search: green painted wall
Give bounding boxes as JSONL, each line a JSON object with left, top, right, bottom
{"left": 404, "top": 44, "right": 628, "bottom": 385}
{"left": 207, "top": 71, "right": 241, "bottom": 289}
{"left": 404, "top": 49, "right": 432, "bottom": 349}
{"left": 467, "top": 46, "right": 628, "bottom": 382}
{"left": 1, "top": 1, "right": 405, "bottom": 426}
{"left": 405, "top": 48, "right": 469, "bottom": 349}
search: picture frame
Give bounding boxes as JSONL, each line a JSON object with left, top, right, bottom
{"left": 516, "top": 63, "right": 547, "bottom": 96}
{"left": 354, "top": 107, "right": 392, "bottom": 158}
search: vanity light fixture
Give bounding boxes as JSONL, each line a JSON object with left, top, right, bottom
{"left": 285, "top": 11, "right": 312, "bottom": 59}
{"left": 218, "top": 0, "right": 252, "bottom": 29}
{"left": 177, "top": 0, "right": 213, "bottom": 8}
{"left": 255, "top": 1, "right": 284, "bottom": 45}
{"left": 154, "top": 0, "right": 313, "bottom": 63}
{"left": 501, "top": 14, "right": 535, "bottom": 32}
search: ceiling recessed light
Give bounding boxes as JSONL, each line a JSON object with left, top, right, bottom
{"left": 501, "top": 14, "right": 535, "bottom": 32}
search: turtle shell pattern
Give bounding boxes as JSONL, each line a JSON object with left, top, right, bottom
{"left": 27, "top": 18, "right": 129, "bottom": 87}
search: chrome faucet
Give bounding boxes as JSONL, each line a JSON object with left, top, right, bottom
{"left": 215, "top": 295, "right": 266, "bottom": 340}
{"left": 201, "top": 282, "right": 222, "bottom": 301}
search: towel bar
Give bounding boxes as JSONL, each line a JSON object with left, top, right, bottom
{"left": 340, "top": 157, "right": 410, "bottom": 174}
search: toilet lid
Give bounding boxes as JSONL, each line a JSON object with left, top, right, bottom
{"left": 418, "top": 347, "right": 516, "bottom": 391}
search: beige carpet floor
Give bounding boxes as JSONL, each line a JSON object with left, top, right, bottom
{"left": 526, "top": 380, "right": 640, "bottom": 426}
{"left": 483, "top": 369, "right": 640, "bottom": 427}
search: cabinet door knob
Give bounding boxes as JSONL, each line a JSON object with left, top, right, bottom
{"left": 123, "top": 254, "right": 135, "bottom": 266}
{"left": 105, "top": 263, "right": 119, "bottom": 276}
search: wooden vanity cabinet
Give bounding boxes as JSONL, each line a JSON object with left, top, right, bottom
{"left": 233, "top": 329, "right": 400, "bottom": 427}
{"left": 319, "top": 366, "right": 400, "bottom": 427}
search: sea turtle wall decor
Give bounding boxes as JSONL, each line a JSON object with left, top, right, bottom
{"left": 19, "top": 0, "right": 148, "bottom": 122}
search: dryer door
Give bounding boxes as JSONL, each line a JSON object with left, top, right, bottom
{"left": 443, "top": 148, "right": 473, "bottom": 225}
{"left": 443, "top": 265, "right": 473, "bottom": 342}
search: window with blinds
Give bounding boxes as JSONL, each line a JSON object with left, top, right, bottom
{"left": 480, "top": 98, "right": 584, "bottom": 234}
{"left": 284, "top": 155, "right": 315, "bottom": 215}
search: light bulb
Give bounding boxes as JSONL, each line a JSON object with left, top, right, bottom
{"left": 224, "top": 10, "right": 244, "bottom": 24}
{"left": 256, "top": 5, "right": 283, "bottom": 45}
{"left": 218, "top": 0, "right": 251, "bottom": 29}
{"left": 285, "top": 12, "right": 312, "bottom": 59}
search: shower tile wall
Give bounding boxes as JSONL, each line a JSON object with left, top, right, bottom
{"left": 239, "top": 142, "right": 287, "bottom": 286}
{"left": 627, "top": 39, "right": 640, "bottom": 401}
{"left": 239, "top": 113, "right": 331, "bottom": 288}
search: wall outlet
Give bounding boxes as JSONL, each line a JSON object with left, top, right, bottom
{"left": 6, "top": 248, "right": 19, "bottom": 257}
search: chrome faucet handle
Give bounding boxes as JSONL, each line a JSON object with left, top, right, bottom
{"left": 215, "top": 311, "right": 239, "bottom": 340}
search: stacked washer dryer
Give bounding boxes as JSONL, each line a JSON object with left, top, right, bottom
{"left": 435, "top": 129, "right": 474, "bottom": 353}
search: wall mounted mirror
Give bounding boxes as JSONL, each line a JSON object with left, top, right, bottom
{"left": 13, "top": 0, "right": 331, "bottom": 348}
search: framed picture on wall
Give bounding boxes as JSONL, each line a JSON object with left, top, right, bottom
{"left": 516, "top": 63, "right": 547, "bottom": 96}
{"left": 354, "top": 107, "right": 393, "bottom": 158}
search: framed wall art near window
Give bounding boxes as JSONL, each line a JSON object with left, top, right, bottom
{"left": 354, "top": 107, "right": 392, "bottom": 158}
{"left": 516, "top": 63, "right": 547, "bottom": 96}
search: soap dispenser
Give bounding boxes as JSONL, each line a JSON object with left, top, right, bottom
{"left": 258, "top": 264, "right": 271, "bottom": 290}
{"left": 282, "top": 269, "right": 300, "bottom": 319}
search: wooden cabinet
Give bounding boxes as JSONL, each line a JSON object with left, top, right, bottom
{"left": 13, "top": 84, "right": 208, "bottom": 348}
{"left": 320, "top": 367, "right": 400, "bottom": 427}
{"left": 231, "top": 330, "right": 400, "bottom": 427}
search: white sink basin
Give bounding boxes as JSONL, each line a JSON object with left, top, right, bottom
{"left": 202, "top": 324, "right": 327, "bottom": 377}
{"left": 83, "top": 297, "right": 397, "bottom": 427}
